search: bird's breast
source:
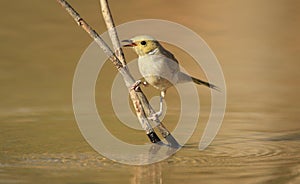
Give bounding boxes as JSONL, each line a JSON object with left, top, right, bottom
{"left": 138, "top": 55, "right": 179, "bottom": 90}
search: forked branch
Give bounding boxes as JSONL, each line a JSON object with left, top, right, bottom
{"left": 99, "top": 0, "right": 180, "bottom": 147}
{"left": 56, "top": 0, "right": 180, "bottom": 147}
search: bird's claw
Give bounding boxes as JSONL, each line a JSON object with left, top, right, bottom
{"left": 148, "top": 113, "right": 158, "bottom": 121}
{"left": 148, "top": 94, "right": 164, "bottom": 121}
{"left": 148, "top": 114, "right": 158, "bottom": 121}
{"left": 148, "top": 110, "right": 163, "bottom": 121}
{"left": 131, "top": 80, "right": 142, "bottom": 91}
{"left": 131, "top": 80, "right": 149, "bottom": 91}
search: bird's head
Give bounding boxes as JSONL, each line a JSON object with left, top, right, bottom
{"left": 122, "top": 35, "right": 160, "bottom": 56}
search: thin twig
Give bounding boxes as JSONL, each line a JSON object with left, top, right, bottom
{"left": 99, "top": 0, "right": 126, "bottom": 67}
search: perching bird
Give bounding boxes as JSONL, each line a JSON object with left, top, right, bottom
{"left": 123, "top": 35, "right": 218, "bottom": 119}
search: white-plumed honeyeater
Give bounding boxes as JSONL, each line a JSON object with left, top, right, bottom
{"left": 123, "top": 35, "right": 219, "bottom": 118}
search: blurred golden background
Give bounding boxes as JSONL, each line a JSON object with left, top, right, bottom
{"left": 1, "top": 0, "right": 300, "bottom": 183}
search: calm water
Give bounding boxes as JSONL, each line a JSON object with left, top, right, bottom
{"left": 1, "top": 0, "right": 300, "bottom": 183}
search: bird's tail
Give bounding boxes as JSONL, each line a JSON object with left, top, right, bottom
{"left": 191, "top": 77, "right": 220, "bottom": 91}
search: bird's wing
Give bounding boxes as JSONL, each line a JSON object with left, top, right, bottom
{"left": 158, "top": 46, "right": 180, "bottom": 74}
{"left": 160, "top": 47, "right": 179, "bottom": 64}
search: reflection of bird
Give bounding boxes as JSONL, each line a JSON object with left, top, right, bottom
{"left": 123, "top": 35, "right": 218, "bottom": 119}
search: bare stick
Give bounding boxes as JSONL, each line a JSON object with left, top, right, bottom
{"left": 99, "top": 0, "right": 180, "bottom": 147}
{"left": 99, "top": 0, "right": 126, "bottom": 67}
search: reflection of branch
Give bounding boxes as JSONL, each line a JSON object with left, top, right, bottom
{"left": 56, "top": 0, "right": 179, "bottom": 147}
{"left": 132, "top": 161, "right": 163, "bottom": 184}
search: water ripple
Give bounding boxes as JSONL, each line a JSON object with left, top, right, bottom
{"left": 168, "top": 133, "right": 300, "bottom": 167}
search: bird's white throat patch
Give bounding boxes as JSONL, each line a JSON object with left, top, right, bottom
{"left": 147, "top": 48, "right": 159, "bottom": 55}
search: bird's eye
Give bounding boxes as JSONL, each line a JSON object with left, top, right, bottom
{"left": 140, "top": 41, "right": 146, "bottom": 45}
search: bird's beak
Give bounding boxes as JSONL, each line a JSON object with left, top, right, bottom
{"left": 122, "top": 39, "right": 137, "bottom": 47}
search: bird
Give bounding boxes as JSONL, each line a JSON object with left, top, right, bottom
{"left": 122, "top": 35, "right": 219, "bottom": 119}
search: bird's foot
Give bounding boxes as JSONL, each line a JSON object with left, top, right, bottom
{"left": 131, "top": 80, "right": 148, "bottom": 91}
{"left": 148, "top": 110, "right": 163, "bottom": 121}
{"left": 148, "top": 95, "right": 164, "bottom": 121}
{"left": 131, "top": 80, "right": 142, "bottom": 91}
